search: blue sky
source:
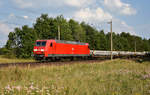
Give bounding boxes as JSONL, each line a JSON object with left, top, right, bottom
{"left": 0, "top": 0, "right": 150, "bottom": 47}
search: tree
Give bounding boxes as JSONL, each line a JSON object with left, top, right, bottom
{"left": 6, "top": 25, "right": 37, "bottom": 58}
{"left": 5, "top": 32, "right": 16, "bottom": 49}
{"left": 81, "top": 22, "right": 98, "bottom": 49}
{"left": 98, "top": 30, "right": 107, "bottom": 50}
{"left": 55, "top": 15, "right": 73, "bottom": 40}
{"left": 34, "top": 14, "right": 56, "bottom": 39}
{"left": 5, "top": 14, "right": 150, "bottom": 58}
{"left": 69, "top": 19, "right": 86, "bottom": 42}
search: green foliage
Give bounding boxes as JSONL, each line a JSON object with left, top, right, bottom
{"left": 69, "top": 19, "right": 86, "bottom": 42}
{"left": 5, "top": 14, "right": 150, "bottom": 58}
{"left": 0, "top": 48, "right": 9, "bottom": 55}
{"left": 0, "top": 48, "right": 16, "bottom": 58}
{"left": 6, "top": 25, "right": 37, "bottom": 58}
{"left": 34, "top": 14, "right": 56, "bottom": 39}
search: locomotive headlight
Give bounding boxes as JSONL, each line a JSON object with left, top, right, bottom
{"left": 41, "top": 49, "right": 44, "bottom": 52}
{"left": 34, "top": 49, "right": 37, "bottom": 51}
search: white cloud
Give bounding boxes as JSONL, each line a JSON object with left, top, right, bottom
{"left": 135, "top": 24, "right": 150, "bottom": 39}
{"left": 13, "top": 0, "right": 33, "bottom": 8}
{"left": 0, "top": 22, "right": 13, "bottom": 46}
{"left": 12, "top": 0, "right": 137, "bottom": 16}
{"left": 65, "top": 0, "right": 82, "bottom": 7}
{"left": 0, "top": 22, "right": 12, "bottom": 35}
{"left": 65, "top": 0, "right": 94, "bottom": 7}
{"left": 73, "top": 7, "right": 135, "bottom": 35}
{"left": 12, "top": 0, "right": 95, "bottom": 9}
{"left": 8, "top": 13, "right": 15, "bottom": 19}
{"left": 9, "top": 13, "right": 29, "bottom": 20}
{"left": 104, "top": 0, "right": 136, "bottom": 15}
{"left": 74, "top": 8, "right": 112, "bottom": 23}
{"left": 7, "top": 14, "right": 32, "bottom": 26}
{"left": 23, "top": 16, "right": 29, "bottom": 19}
{"left": 73, "top": 7, "right": 136, "bottom": 35}
{"left": 111, "top": 19, "right": 136, "bottom": 35}
{"left": 3, "top": 0, "right": 139, "bottom": 45}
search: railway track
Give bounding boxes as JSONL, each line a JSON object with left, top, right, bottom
{"left": 0, "top": 59, "right": 107, "bottom": 68}
{"left": 0, "top": 56, "right": 147, "bottom": 68}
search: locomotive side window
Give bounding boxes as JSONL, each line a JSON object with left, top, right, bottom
{"left": 50, "top": 43, "right": 53, "bottom": 47}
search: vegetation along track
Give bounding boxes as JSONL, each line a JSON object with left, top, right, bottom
{"left": 0, "top": 59, "right": 107, "bottom": 68}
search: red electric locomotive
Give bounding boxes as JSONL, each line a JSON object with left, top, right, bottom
{"left": 33, "top": 39, "right": 90, "bottom": 61}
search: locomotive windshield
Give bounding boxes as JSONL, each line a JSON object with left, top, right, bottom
{"left": 36, "top": 41, "right": 46, "bottom": 46}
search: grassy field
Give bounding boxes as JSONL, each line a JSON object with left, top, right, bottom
{"left": 0, "top": 59, "right": 150, "bottom": 95}
{"left": 0, "top": 56, "right": 36, "bottom": 63}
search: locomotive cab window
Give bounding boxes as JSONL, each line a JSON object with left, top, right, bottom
{"left": 36, "top": 42, "right": 41, "bottom": 46}
{"left": 41, "top": 41, "right": 46, "bottom": 46}
{"left": 36, "top": 41, "right": 46, "bottom": 46}
{"left": 50, "top": 43, "right": 53, "bottom": 47}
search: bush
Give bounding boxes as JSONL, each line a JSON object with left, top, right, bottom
{"left": 0, "top": 48, "right": 16, "bottom": 58}
{"left": 0, "top": 48, "right": 10, "bottom": 55}
{"left": 3, "top": 53, "right": 16, "bottom": 59}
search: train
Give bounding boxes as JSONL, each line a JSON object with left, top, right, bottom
{"left": 33, "top": 39, "right": 149, "bottom": 61}
{"left": 33, "top": 39, "right": 90, "bottom": 61}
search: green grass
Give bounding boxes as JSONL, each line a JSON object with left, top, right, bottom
{"left": 0, "top": 59, "right": 150, "bottom": 95}
{"left": 0, "top": 55, "right": 36, "bottom": 63}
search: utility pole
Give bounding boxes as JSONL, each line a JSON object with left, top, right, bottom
{"left": 58, "top": 25, "right": 60, "bottom": 40}
{"left": 108, "top": 20, "right": 113, "bottom": 60}
{"left": 135, "top": 41, "right": 136, "bottom": 52}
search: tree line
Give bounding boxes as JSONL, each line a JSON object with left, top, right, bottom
{"left": 0, "top": 14, "right": 150, "bottom": 58}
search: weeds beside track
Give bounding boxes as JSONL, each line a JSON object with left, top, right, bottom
{"left": 0, "top": 59, "right": 107, "bottom": 68}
